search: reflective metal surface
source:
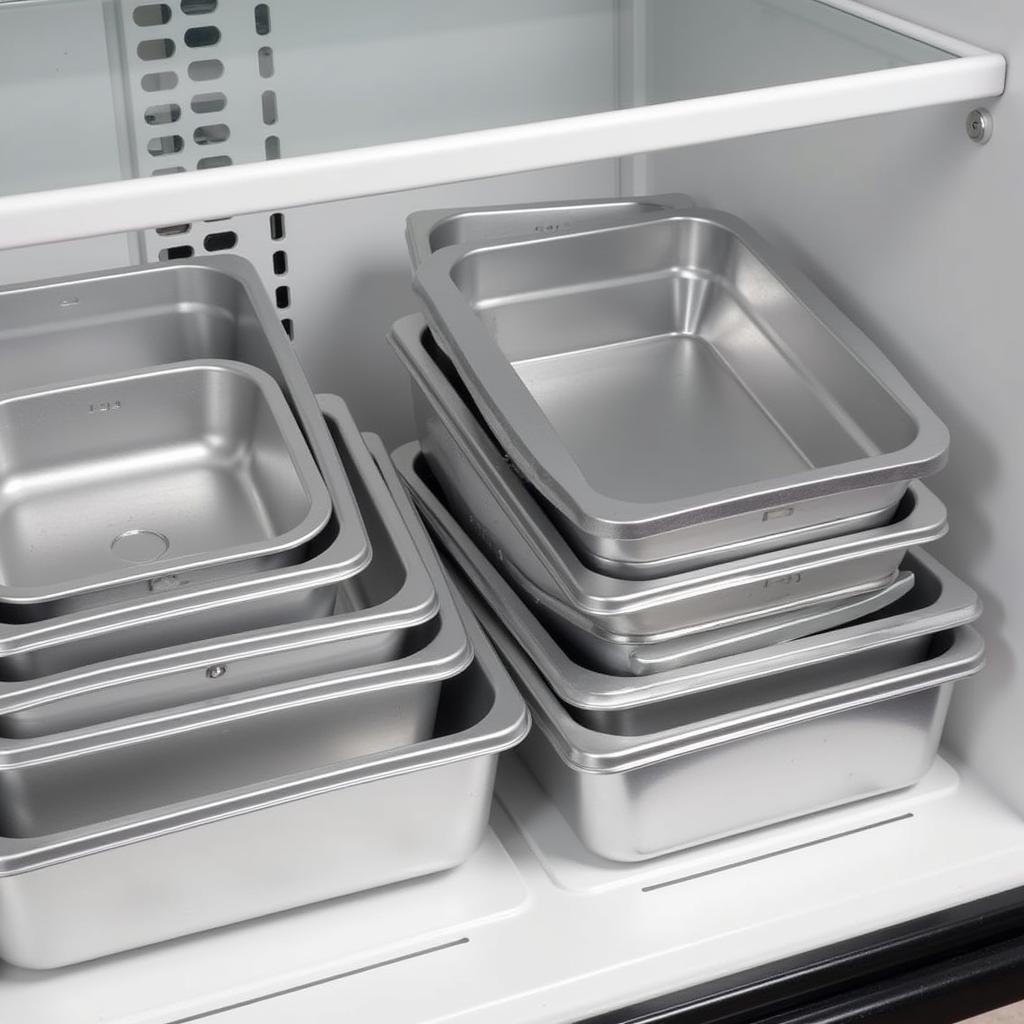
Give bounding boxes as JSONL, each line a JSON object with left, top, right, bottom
{"left": 0, "top": 596, "right": 527, "bottom": 969}
{"left": 389, "top": 318, "right": 946, "bottom": 671}
{"left": 396, "top": 443, "right": 980, "bottom": 736}
{"left": 0, "top": 256, "right": 369, "bottom": 621}
{"left": 0, "top": 360, "right": 330, "bottom": 609}
{"left": 482, "top": 588, "right": 979, "bottom": 862}
{"left": 403, "top": 448, "right": 982, "bottom": 861}
{"left": 0, "top": 399, "right": 452, "bottom": 735}
{"left": 406, "top": 193, "right": 693, "bottom": 268}
{"left": 0, "top": 429, "right": 474, "bottom": 848}
{"left": 625, "top": 571, "right": 915, "bottom": 674}
{"left": 414, "top": 211, "right": 949, "bottom": 575}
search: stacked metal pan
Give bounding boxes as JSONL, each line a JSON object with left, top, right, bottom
{"left": 394, "top": 194, "right": 984, "bottom": 862}
{"left": 0, "top": 257, "right": 528, "bottom": 969}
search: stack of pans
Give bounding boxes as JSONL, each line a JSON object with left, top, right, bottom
{"left": 393, "top": 194, "right": 984, "bottom": 862}
{"left": 0, "top": 256, "right": 528, "bottom": 970}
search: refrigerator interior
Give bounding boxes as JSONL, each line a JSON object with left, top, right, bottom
{"left": 0, "top": 1, "right": 1020, "bottom": 1021}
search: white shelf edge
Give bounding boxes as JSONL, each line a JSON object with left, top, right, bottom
{"left": 0, "top": 7, "right": 1004, "bottom": 253}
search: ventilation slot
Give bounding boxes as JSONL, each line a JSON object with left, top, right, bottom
{"left": 272, "top": 250, "right": 287, "bottom": 275}
{"left": 138, "top": 38, "right": 175, "bottom": 60}
{"left": 181, "top": 0, "right": 217, "bottom": 12}
{"left": 194, "top": 123, "right": 230, "bottom": 145}
{"left": 281, "top": 317, "right": 293, "bottom": 339}
{"left": 152, "top": 166, "right": 185, "bottom": 175}
{"left": 145, "top": 103, "right": 181, "bottom": 125}
{"left": 254, "top": 3, "right": 270, "bottom": 35}
{"left": 264, "top": 135, "right": 280, "bottom": 160}
{"left": 159, "top": 245, "right": 194, "bottom": 260}
{"left": 261, "top": 90, "right": 278, "bottom": 126}
{"left": 184, "top": 25, "right": 221, "bottom": 47}
{"left": 275, "top": 285, "right": 290, "bottom": 309}
{"left": 147, "top": 134, "right": 184, "bottom": 156}
{"left": 197, "top": 155, "right": 232, "bottom": 170}
{"left": 191, "top": 91, "right": 226, "bottom": 113}
{"left": 142, "top": 70, "right": 178, "bottom": 92}
{"left": 257, "top": 46, "right": 274, "bottom": 78}
{"left": 269, "top": 213, "right": 285, "bottom": 240}
{"left": 156, "top": 223, "right": 191, "bottom": 236}
{"left": 188, "top": 58, "right": 224, "bottom": 81}
{"left": 134, "top": 4, "right": 171, "bottom": 26}
{"left": 204, "top": 231, "right": 238, "bottom": 251}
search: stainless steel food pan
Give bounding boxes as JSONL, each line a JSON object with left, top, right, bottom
{"left": 0, "top": 360, "right": 330, "bottom": 609}
{"left": 397, "top": 442, "right": 981, "bottom": 738}
{"left": 0, "top": 256, "right": 369, "bottom": 618}
{"left": 0, "top": 396, "right": 375, "bottom": 660}
{"left": 0, "top": 605, "right": 527, "bottom": 969}
{"left": 624, "top": 571, "right": 914, "bottom": 674}
{"left": 405, "top": 192, "right": 693, "bottom": 269}
{"left": 0, "top": 434, "right": 472, "bottom": 852}
{"left": 0, "top": 401, "right": 453, "bottom": 735}
{"left": 477, "top": 582, "right": 980, "bottom": 862}
{"left": 389, "top": 318, "right": 947, "bottom": 670}
{"left": 414, "top": 210, "right": 949, "bottom": 577}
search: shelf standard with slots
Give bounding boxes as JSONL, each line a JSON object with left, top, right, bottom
{"left": 0, "top": 0, "right": 1004, "bottom": 249}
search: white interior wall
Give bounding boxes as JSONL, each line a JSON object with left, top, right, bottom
{"left": 642, "top": 0, "right": 1024, "bottom": 814}
{"left": 0, "top": 234, "right": 132, "bottom": 284}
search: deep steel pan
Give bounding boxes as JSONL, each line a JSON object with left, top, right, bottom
{"left": 414, "top": 211, "right": 949, "bottom": 576}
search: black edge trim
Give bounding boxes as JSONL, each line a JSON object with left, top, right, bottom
{"left": 579, "top": 885, "right": 1024, "bottom": 1024}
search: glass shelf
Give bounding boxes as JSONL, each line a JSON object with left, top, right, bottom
{"left": 0, "top": 0, "right": 1004, "bottom": 248}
